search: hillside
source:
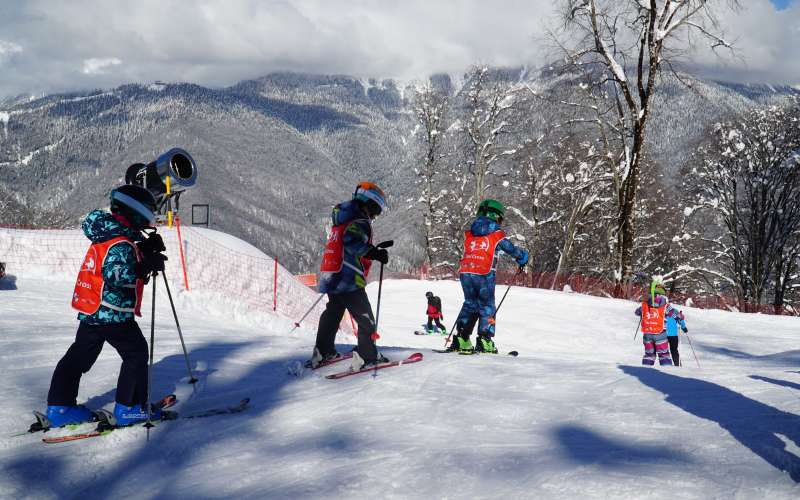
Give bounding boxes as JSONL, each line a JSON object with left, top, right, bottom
{"left": 1, "top": 229, "right": 799, "bottom": 499}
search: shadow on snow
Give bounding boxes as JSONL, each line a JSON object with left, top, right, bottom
{"left": 554, "top": 424, "right": 691, "bottom": 467}
{"left": 4, "top": 340, "right": 366, "bottom": 499}
{"left": 620, "top": 366, "right": 800, "bottom": 482}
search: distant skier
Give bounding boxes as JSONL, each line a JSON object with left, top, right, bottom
{"left": 665, "top": 307, "right": 687, "bottom": 366}
{"left": 310, "top": 182, "right": 390, "bottom": 371}
{"left": 635, "top": 279, "right": 687, "bottom": 366}
{"left": 44, "top": 185, "right": 169, "bottom": 428}
{"left": 447, "top": 199, "right": 528, "bottom": 353}
{"left": 424, "top": 291, "right": 445, "bottom": 334}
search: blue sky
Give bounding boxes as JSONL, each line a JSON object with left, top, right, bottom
{"left": 771, "top": 0, "right": 794, "bottom": 9}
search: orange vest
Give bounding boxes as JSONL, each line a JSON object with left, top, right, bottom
{"left": 319, "top": 223, "right": 372, "bottom": 278}
{"left": 72, "top": 237, "right": 143, "bottom": 316}
{"left": 640, "top": 302, "right": 666, "bottom": 334}
{"left": 459, "top": 230, "right": 506, "bottom": 275}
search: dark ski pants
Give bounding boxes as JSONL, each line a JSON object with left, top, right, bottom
{"left": 668, "top": 336, "right": 680, "bottom": 366}
{"left": 426, "top": 317, "right": 445, "bottom": 331}
{"left": 315, "top": 288, "right": 378, "bottom": 363}
{"left": 48, "top": 321, "right": 149, "bottom": 407}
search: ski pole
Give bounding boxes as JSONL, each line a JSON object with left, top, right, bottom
{"left": 683, "top": 330, "right": 701, "bottom": 368}
{"left": 288, "top": 293, "right": 325, "bottom": 334}
{"left": 146, "top": 272, "right": 157, "bottom": 439}
{"left": 495, "top": 267, "right": 524, "bottom": 316}
{"left": 443, "top": 319, "right": 458, "bottom": 348}
{"left": 371, "top": 240, "right": 393, "bottom": 340}
{"left": 161, "top": 272, "right": 198, "bottom": 384}
{"left": 633, "top": 317, "right": 641, "bottom": 341}
{"left": 373, "top": 261, "right": 385, "bottom": 339}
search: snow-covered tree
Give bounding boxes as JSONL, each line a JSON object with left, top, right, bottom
{"left": 681, "top": 99, "right": 800, "bottom": 311}
{"left": 556, "top": 0, "right": 739, "bottom": 291}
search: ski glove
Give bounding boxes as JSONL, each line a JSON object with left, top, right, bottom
{"left": 516, "top": 250, "right": 529, "bottom": 268}
{"left": 680, "top": 320, "right": 688, "bottom": 333}
{"left": 138, "top": 233, "right": 166, "bottom": 256}
{"left": 137, "top": 252, "right": 167, "bottom": 278}
{"left": 364, "top": 246, "right": 389, "bottom": 264}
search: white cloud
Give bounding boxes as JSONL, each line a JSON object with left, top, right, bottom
{"left": 0, "top": 0, "right": 797, "bottom": 98}
{"left": 82, "top": 57, "right": 122, "bottom": 75}
{"left": 0, "top": 40, "right": 23, "bottom": 56}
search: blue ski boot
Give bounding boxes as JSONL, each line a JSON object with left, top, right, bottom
{"left": 45, "top": 405, "right": 96, "bottom": 427}
{"left": 113, "top": 402, "right": 163, "bottom": 426}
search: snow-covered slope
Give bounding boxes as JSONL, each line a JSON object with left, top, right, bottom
{"left": 1, "top": 231, "right": 800, "bottom": 499}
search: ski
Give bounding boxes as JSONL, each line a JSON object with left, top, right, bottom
{"left": 414, "top": 330, "right": 446, "bottom": 336}
{"left": 432, "top": 349, "right": 519, "bottom": 357}
{"left": 42, "top": 397, "right": 249, "bottom": 444}
{"left": 325, "top": 352, "right": 424, "bottom": 380}
{"left": 16, "top": 394, "right": 177, "bottom": 437}
{"left": 306, "top": 351, "right": 354, "bottom": 370}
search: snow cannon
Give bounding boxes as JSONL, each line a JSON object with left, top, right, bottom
{"left": 124, "top": 148, "right": 197, "bottom": 223}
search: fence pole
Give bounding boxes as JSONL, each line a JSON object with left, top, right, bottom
{"left": 175, "top": 216, "right": 190, "bottom": 291}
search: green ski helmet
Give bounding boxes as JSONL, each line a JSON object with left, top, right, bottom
{"left": 477, "top": 199, "right": 505, "bottom": 222}
{"left": 650, "top": 278, "right": 666, "bottom": 302}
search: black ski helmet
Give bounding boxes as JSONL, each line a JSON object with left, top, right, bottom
{"left": 110, "top": 184, "right": 157, "bottom": 227}
{"left": 425, "top": 291, "right": 433, "bottom": 298}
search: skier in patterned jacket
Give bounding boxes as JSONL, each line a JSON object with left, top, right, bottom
{"left": 448, "top": 199, "right": 528, "bottom": 354}
{"left": 635, "top": 279, "right": 687, "bottom": 366}
{"left": 310, "top": 182, "right": 390, "bottom": 371}
{"left": 44, "top": 185, "right": 168, "bottom": 428}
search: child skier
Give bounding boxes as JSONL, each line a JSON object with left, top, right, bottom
{"left": 310, "top": 182, "right": 390, "bottom": 371}
{"left": 448, "top": 199, "right": 528, "bottom": 354}
{"left": 424, "top": 291, "right": 445, "bottom": 334}
{"left": 44, "top": 185, "right": 168, "bottom": 428}
{"left": 635, "top": 279, "right": 687, "bottom": 366}
{"left": 665, "top": 308, "right": 687, "bottom": 366}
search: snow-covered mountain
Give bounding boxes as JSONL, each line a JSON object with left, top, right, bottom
{"left": 0, "top": 70, "right": 796, "bottom": 272}
{"left": 1, "top": 228, "right": 799, "bottom": 499}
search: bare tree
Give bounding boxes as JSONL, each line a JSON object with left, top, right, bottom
{"left": 557, "top": 0, "right": 738, "bottom": 291}
{"left": 413, "top": 83, "right": 450, "bottom": 267}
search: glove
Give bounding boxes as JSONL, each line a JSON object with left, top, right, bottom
{"left": 137, "top": 252, "right": 168, "bottom": 278}
{"left": 681, "top": 326, "right": 688, "bottom": 333}
{"left": 364, "top": 246, "right": 389, "bottom": 265}
{"left": 516, "top": 250, "right": 529, "bottom": 268}
{"left": 138, "top": 233, "right": 165, "bottom": 255}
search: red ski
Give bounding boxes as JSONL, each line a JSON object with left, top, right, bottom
{"left": 306, "top": 351, "right": 354, "bottom": 370}
{"left": 325, "top": 352, "right": 424, "bottom": 380}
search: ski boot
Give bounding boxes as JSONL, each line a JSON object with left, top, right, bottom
{"left": 112, "top": 402, "right": 163, "bottom": 427}
{"left": 350, "top": 351, "right": 389, "bottom": 371}
{"left": 475, "top": 334, "right": 498, "bottom": 354}
{"left": 44, "top": 404, "right": 97, "bottom": 428}
{"left": 446, "top": 335, "right": 474, "bottom": 353}
{"left": 306, "top": 346, "right": 341, "bottom": 368}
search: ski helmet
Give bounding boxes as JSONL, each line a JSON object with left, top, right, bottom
{"left": 650, "top": 278, "right": 666, "bottom": 302}
{"left": 477, "top": 199, "right": 505, "bottom": 222}
{"left": 425, "top": 291, "right": 433, "bottom": 298}
{"left": 110, "top": 184, "right": 157, "bottom": 227}
{"left": 353, "top": 181, "right": 387, "bottom": 217}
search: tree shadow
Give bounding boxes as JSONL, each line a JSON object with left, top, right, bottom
{"left": 620, "top": 365, "right": 800, "bottom": 482}
{"left": 3, "top": 340, "right": 366, "bottom": 499}
{"left": 0, "top": 273, "right": 18, "bottom": 290}
{"left": 554, "top": 424, "right": 691, "bottom": 467}
{"left": 701, "top": 345, "right": 800, "bottom": 366}
{"left": 750, "top": 375, "right": 800, "bottom": 392}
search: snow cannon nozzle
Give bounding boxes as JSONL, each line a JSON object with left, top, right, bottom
{"left": 124, "top": 148, "right": 198, "bottom": 217}
{"left": 376, "top": 240, "right": 394, "bottom": 249}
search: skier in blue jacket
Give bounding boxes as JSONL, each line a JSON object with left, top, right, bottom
{"left": 448, "top": 199, "right": 528, "bottom": 354}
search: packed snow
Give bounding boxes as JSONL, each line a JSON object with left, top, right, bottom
{"left": 1, "top": 230, "right": 800, "bottom": 499}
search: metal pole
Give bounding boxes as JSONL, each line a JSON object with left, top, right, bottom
{"left": 633, "top": 317, "right": 641, "bottom": 341}
{"left": 145, "top": 273, "right": 157, "bottom": 439}
{"left": 161, "top": 272, "right": 197, "bottom": 384}
{"left": 288, "top": 293, "right": 325, "bottom": 334}
{"left": 683, "top": 330, "right": 701, "bottom": 368}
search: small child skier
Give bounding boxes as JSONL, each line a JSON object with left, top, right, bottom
{"left": 665, "top": 308, "right": 687, "bottom": 366}
{"left": 635, "top": 279, "right": 687, "bottom": 366}
{"left": 44, "top": 185, "right": 168, "bottom": 428}
{"left": 424, "top": 291, "right": 445, "bottom": 334}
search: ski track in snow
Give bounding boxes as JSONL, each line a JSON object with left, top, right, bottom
{"left": 2, "top": 251, "right": 800, "bottom": 497}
